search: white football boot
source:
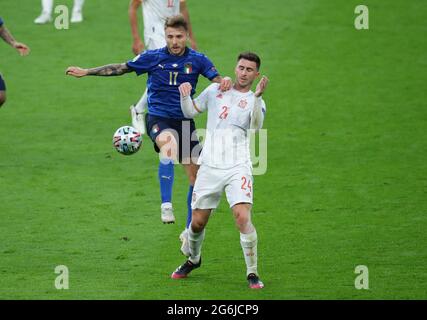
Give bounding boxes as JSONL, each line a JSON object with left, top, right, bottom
{"left": 71, "top": 10, "right": 83, "bottom": 23}
{"left": 130, "top": 105, "right": 146, "bottom": 135}
{"left": 161, "top": 203, "right": 175, "bottom": 224}
{"left": 179, "top": 229, "right": 190, "bottom": 257}
{"left": 34, "top": 12, "right": 52, "bottom": 24}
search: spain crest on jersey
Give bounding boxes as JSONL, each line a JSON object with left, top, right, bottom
{"left": 184, "top": 62, "right": 192, "bottom": 74}
{"left": 238, "top": 99, "right": 248, "bottom": 109}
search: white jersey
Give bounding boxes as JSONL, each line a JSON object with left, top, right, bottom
{"left": 194, "top": 83, "right": 267, "bottom": 169}
{"left": 142, "top": 0, "right": 180, "bottom": 49}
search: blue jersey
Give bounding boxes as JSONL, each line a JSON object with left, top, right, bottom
{"left": 126, "top": 47, "right": 219, "bottom": 119}
{"left": 0, "top": 17, "right": 4, "bottom": 27}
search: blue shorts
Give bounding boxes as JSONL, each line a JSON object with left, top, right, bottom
{"left": 0, "top": 73, "right": 5, "bottom": 91}
{"left": 145, "top": 114, "right": 201, "bottom": 163}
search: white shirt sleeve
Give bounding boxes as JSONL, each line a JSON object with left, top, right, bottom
{"left": 180, "top": 83, "right": 217, "bottom": 118}
{"left": 250, "top": 96, "right": 266, "bottom": 131}
{"left": 181, "top": 96, "right": 200, "bottom": 118}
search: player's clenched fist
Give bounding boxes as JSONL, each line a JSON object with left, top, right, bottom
{"left": 179, "top": 82, "right": 192, "bottom": 97}
{"left": 219, "top": 76, "right": 232, "bottom": 92}
{"left": 13, "top": 42, "right": 30, "bottom": 56}
{"left": 66, "top": 66, "right": 88, "bottom": 78}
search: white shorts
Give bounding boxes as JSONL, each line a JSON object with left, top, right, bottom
{"left": 192, "top": 164, "right": 253, "bottom": 210}
{"left": 144, "top": 22, "right": 166, "bottom": 50}
{"left": 145, "top": 35, "right": 166, "bottom": 50}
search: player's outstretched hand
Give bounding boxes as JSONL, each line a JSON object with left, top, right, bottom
{"left": 66, "top": 67, "right": 88, "bottom": 78}
{"left": 13, "top": 42, "right": 30, "bottom": 56}
{"left": 219, "top": 76, "right": 232, "bottom": 92}
{"left": 132, "top": 38, "right": 145, "bottom": 55}
{"left": 179, "top": 82, "right": 192, "bottom": 97}
{"left": 255, "top": 76, "right": 269, "bottom": 97}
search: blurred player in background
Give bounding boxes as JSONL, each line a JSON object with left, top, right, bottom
{"left": 66, "top": 15, "right": 231, "bottom": 254}
{"left": 171, "top": 52, "right": 267, "bottom": 289}
{"left": 34, "top": 0, "right": 85, "bottom": 24}
{"left": 128, "top": 0, "right": 198, "bottom": 254}
{"left": 0, "top": 17, "right": 30, "bottom": 107}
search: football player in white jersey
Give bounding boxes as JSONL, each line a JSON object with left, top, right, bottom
{"left": 129, "top": 0, "right": 197, "bottom": 55}
{"left": 34, "top": 0, "right": 85, "bottom": 24}
{"left": 171, "top": 52, "right": 268, "bottom": 289}
{"left": 128, "top": 0, "right": 198, "bottom": 253}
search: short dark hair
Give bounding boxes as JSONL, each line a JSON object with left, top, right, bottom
{"left": 165, "top": 14, "right": 188, "bottom": 32}
{"left": 237, "top": 52, "right": 261, "bottom": 70}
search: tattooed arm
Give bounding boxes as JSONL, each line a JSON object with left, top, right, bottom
{"left": 0, "top": 25, "right": 15, "bottom": 46}
{"left": 0, "top": 25, "right": 30, "bottom": 56}
{"left": 66, "top": 63, "right": 132, "bottom": 78}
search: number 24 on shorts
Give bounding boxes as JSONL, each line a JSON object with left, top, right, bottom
{"left": 241, "top": 176, "right": 252, "bottom": 197}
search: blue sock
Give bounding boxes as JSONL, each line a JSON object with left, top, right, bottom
{"left": 158, "top": 160, "right": 174, "bottom": 204}
{"left": 186, "top": 185, "right": 194, "bottom": 228}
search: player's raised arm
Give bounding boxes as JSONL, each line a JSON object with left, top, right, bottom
{"left": 179, "top": 82, "right": 198, "bottom": 118}
{"left": 129, "top": 0, "right": 145, "bottom": 55}
{"left": 179, "top": 82, "right": 209, "bottom": 118}
{"left": 250, "top": 76, "right": 269, "bottom": 131}
{"left": 0, "top": 23, "right": 30, "bottom": 56}
{"left": 179, "top": 0, "right": 197, "bottom": 50}
{"left": 66, "top": 63, "right": 132, "bottom": 78}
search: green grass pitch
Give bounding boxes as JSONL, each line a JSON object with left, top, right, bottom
{"left": 0, "top": 0, "right": 426, "bottom": 299}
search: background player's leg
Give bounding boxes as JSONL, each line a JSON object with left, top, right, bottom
{"left": 0, "top": 91, "right": 6, "bottom": 107}
{"left": 0, "top": 74, "right": 6, "bottom": 107}
{"left": 34, "top": 0, "right": 53, "bottom": 24}
{"left": 71, "top": 0, "right": 85, "bottom": 23}
{"left": 0, "top": 75, "right": 6, "bottom": 107}
{"left": 134, "top": 89, "right": 148, "bottom": 114}
{"left": 42, "top": 0, "right": 53, "bottom": 14}
{"left": 130, "top": 90, "right": 148, "bottom": 135}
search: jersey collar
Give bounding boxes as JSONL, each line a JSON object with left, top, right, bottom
{"left": 163, "top": 46, "right": 190, "bottom": 57}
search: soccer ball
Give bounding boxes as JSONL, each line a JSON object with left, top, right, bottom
{"left": 112, "top": 126, "right": 142, "bottom": 155}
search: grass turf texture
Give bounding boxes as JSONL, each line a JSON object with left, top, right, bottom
{"left": 0, "top": 0, "right": 426, "bottom": 299}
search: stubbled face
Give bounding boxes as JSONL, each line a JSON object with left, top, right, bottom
{"left": 165, "top": 26, "right": 188, "bottom": 56}
{"left": 234, "top": 59, "right": 260, "bottom": 89}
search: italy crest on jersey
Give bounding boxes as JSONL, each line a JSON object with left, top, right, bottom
{"left": 184, "top": 62, "right": 192, "bottom": 74}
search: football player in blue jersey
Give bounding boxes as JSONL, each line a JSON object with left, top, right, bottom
{"left": 0, "top": 17, "right": 30, "bottom": 107}
{"left": 66, "top": 14, "right": 231, "bottom": 255}
{"left": 128, "top": 1, "right": 199, "bottom": 240}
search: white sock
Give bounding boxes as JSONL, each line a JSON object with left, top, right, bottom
{"left": 73, "top": 0, "right": 85, "bottom": 12}
{"left": 240, "top": 229, "right": 258, "bottom": 276}
{"left": 161, "top": 202, "right": 172, "bottom": 210}
{"left": 42, "top": 0, "right": 53, "bottom": 14}
{"left": 188, "top": 227, "right": 205, "bottom": 264}
{"left": 135, "top": 89, "right": 148, "bottom": 114}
